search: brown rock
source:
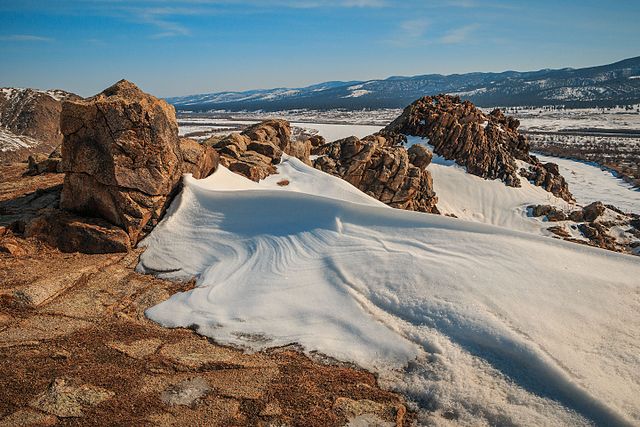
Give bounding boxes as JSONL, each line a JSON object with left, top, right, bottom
{"left": 179, "top": 137, "right": 219, "bottom": 179}
{"left": 407, "top": 144, "right": 432, "bottom": 169}
{"left": 334, "top": 397, "right": 406, "bottom": 427}
{"left": 25, "top": 209, "right": 131, "bottom": 254}
{"left": 579, "top": 222, "right": 598, "bottom": 239}
{"left": 313, "top": 134, "right": 438, "bottom": 213}
{"left": 25, "top": 152, "right": 62, "bottom": 176}
{"left": 583, "top": 201, "right": 606, "bottom": 222}
{"left": 0, "top": 409, "right": 57, "bottom": 427}
{"left": 569, "top": 210, "right": 585, "bottom": 222}
{"left": 547, "top": 226, "right": 570, "bottom": 238}
{"left": 0, "top": 237, "right": 28, "bottom": 256}
{"left": 160, "top": 377, "right": 211, "bottom": 407}
{"left": 384, "top": 95, "right": 528, "bottom": 187}
{"left": 384, "top": 95, "right": 573, "bottom": 201}
{"left": 59, "top": 80, "right": 183, "bottom": 243}
{"left": 107, "top": 338, "right": 162, "bottom": 360}
{"left": 285, "top": 139, "right": 312, "bottom": 165}
{"left": 529, "top": 205, "right": 566, "bottom": 221}
{"left": 520, "top": 162, "right": 573, "bottom": 202}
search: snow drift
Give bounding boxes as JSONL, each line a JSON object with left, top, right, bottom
{"left": 138, "top": 156, "right": 640, "bottom": 426}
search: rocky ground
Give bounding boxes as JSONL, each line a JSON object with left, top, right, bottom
{"left": 0, "top": 165, "right": 410, "bottom": 427}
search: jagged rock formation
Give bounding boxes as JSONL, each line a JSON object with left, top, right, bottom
{"left": 519, "top": 161, "right": 573, "bottom": 203}
{"left": 60, "top": 80, "right": 186, "bottom": 244}
{"left": 0, "top": 88, "right": 79, "bottom": 163}
{"left": 313, "top": 134, "right": 439, "bottom": 213}
{"left": 383, "top": 95, "right": 573, "bottom": 202}
{"left": 206, "top": 119, "right": 311, "bottom": 181}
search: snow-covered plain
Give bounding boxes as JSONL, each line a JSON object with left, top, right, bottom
{"left": 177, "top": 116, "right": 382, "bottom": 143}
{"left": 508, "top": 106, "right": 640, "bottom": 132}
{"left": 139, "top": 156, "right": 640, "bottom": 426}
{"left": 536, "top": 154, "right": 640, "bottom": 214}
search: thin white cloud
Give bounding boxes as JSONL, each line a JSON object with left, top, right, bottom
{"left": 401, "top": 18, "right": 429, "bottom": 39}
{"left": 0, "top": 34, "right": 53, "bottom": 42}
{"left": 440, "top": 24, "right": 479, "bottom": 44}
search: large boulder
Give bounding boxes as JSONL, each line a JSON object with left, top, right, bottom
{"left": 313, "top": 134, "right": 439, "bottom": 213}
{"left": 384, "top": 95, "right": 573, "bottom": 202}
{"left": 59, "top": 80, "right": 184, "bottom": 244}
{"left": 179, "top": 137, "right": 219, "bottom": 179}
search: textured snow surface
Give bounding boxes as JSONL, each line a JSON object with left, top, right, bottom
{"left": 535, "top": 154, "right": 640, "bottom": 214}
{"left": 407, "top": 136, "right": 574, "bottom": 235}
{"left": 140, "top": 156, "right": 640, "bottom": 426}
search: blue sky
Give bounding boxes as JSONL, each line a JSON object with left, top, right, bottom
{"left": 0, "top": 0, "right": 638, "bottom": 97}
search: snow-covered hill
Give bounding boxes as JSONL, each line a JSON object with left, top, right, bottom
{"left": 0, "top": 128, "right": 41, "bottom": 153}
{"left": 138, "top": 155, "right": 640, "bottom": 426}
{"left": 167, "top": 56, "right": 640, "bottom": 111}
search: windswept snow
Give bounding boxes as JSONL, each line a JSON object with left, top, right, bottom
{"left": 139, "top": 156, "right": 640, "bottom": 426}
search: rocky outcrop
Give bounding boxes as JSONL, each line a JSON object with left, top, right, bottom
{"left": 206, "top": 119, "right": 310, "bottom": 181}
{"left": 313, "top": 134, "right": 438, "bottom": 213}
{"left": 0, "top": 88, "right": 79, "bottom": 163}
{"left": 24, "top": 146, "right": 63, "bottom": 176}
{"left": 520, "top": 161, "right": 573, "bottom": 202}
{"left": 59, "top": 80, "right": 186, "bottom": 244}
{"left": 383, "top": 95, "right": 573, "bottom": 201}
{"left": 527, "top": 200, "right": 639, "bottom": 255}
{"left": 528, "top": 205, "right": 567, "bottom": 221}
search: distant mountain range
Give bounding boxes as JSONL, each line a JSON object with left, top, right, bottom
{"left": 167, "top": 56, "right": 640, "bottom": 111}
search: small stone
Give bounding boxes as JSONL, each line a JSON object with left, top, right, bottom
{"left": 25, "top": 209, "right": 131, "bottom": 254}
{"left": 0, "top": 238, "right": 27, "bottom": 256}
{"left": 260, "top": 402, "right": 283, "bottom": 417}
{"left": 30, "top": 378, "right": 114, "bottom": 418}
{"left": 107, "top": 338, "right": 162, "bottom": 360}
{"left": 160, "top": 377, "right": 210, "bottom": 407}
{"left": 334, "top": 397, "right": 405, "bottom": 426}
